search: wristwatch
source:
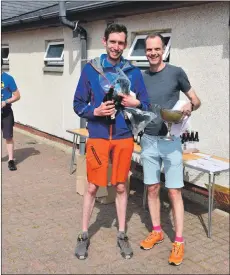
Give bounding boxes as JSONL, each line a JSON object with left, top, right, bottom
{"left": 5, "top": 99, "right": 9, "bottom": 105}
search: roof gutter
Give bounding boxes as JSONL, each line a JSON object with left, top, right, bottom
{"left": 59, "top": 1, "right": 87, "bottom": 155}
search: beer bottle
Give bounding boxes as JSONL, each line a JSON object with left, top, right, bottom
{"left": 103, "top": 86, "right": 115, "bottom": 124}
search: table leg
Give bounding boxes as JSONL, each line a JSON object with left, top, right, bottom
{"left": 69, "top": 134, "right": 78, "bottom": 174}
{"left": 79, "top": 136, "right": 86, "bottom": 155}
{"left": 208, "top": 172, "right": 216, "bottom": 238}
{"left": 143, "top": 184, "right": 148, "bottom": 209}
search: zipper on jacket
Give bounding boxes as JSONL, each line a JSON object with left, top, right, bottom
{"left": 109, "top": 125, "right": 112, "bottom": 140}
{"left": 90, "top": 146, "right": 102, "bottom": 165}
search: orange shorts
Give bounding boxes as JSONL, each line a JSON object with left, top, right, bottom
{"left": 86, "top": 138, "right": 134, "bottom": 187}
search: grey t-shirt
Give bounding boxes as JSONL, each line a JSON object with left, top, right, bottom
{"left": 142, "top": 63, "right": 191, "bottom": 136}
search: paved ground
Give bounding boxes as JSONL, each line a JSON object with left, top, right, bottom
{"left": 2, "top": 130, "right": 229, "bottom": 274}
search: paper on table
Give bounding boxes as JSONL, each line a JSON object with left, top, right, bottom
{"left": 194, "top": 153, "right": 212, "bottom": 159}
{"left": 186, "top": 158, "right": 229, "bottom": 173}
{"left": 166, "top": 100, "right": 191, "bottom": 137}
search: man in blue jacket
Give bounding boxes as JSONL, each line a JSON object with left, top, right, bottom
{"left": 1, "top": 57, "right": 21, "bottom": 171}
{"left": 73, "top": 23, "right": 150, "bottom": 260}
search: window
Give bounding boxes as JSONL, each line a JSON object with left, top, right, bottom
{"left": 127, "top": 32, "right": 171, "bottom": 65}
{"left": 44, "top": 41, "right": 64, "bottom": 66}
{"left": 1, "top": 45, "right": 9, "bottom": 64}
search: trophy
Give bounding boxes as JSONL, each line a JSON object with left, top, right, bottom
{"left": 160, "top": 109, "right": 183, "bottom": 140}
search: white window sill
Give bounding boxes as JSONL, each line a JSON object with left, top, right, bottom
{"left": 2, "top": 64, "right": 9, "bottom": 71}
{"left": 43, "top": 66, "right": 63, "bottom": 73}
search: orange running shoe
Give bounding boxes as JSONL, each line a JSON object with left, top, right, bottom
{"left": 140, "top": 231, "right": 164, "bottom": 250}
{"left": 168, "top": 242, "right": 184, "bottom": 266}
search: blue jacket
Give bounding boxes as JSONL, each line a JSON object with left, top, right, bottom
{"left": 73, "top": 54, "right": 150, "bottom": 139}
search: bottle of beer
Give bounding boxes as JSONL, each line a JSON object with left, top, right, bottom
{"left": 190, "top": 131, "right": 195, "bottom": 150}
{"left": 184, "top": 131, "right": 189, "bottom": 150}
{"left": 194, "top": 131, "right": 199, "bottom": 142}
{"left": 103, "top": 86, "right": 115, "bottom": 125}
{"left": 181, "top": 132, "right": 186, "bottom": 150}
{"left": 194, "top": 131, "right": 199, "bottom": 149}
{"left": 136, "top": 131, "right": 144, "bottom": 145}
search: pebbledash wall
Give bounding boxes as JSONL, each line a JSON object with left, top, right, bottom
{"left": 2, "top": 2, "right": 229, "bottom": 188}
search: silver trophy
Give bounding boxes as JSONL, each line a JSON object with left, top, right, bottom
{"left": 160, "top": 109, "right": 183, "bottom": 140}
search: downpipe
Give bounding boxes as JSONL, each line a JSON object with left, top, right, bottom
{"left": 59, "top": 1, "right": 87, "bottom": 155}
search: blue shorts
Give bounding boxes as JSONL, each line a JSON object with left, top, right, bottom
{"left": 140, "top": 134, "right": 184, "bottom": 189}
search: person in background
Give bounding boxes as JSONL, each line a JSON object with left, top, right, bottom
{"left": 140, "top": 33, "right": 201, "bottom": 266}
{"left": 1, "top": 57, "right": 21, "bottom": 171}
{"left": 73, "top": 23, "right": 150, "bottom": 260}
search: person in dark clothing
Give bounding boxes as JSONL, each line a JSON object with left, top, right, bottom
{"left": 1, "top": 57, "right": 21, "bottom": 171}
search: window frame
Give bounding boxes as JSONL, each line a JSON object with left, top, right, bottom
{"left": 127, "top": 32, "right": 171, "bottom": 62}
{"left": 1, "top": 45, "right": 10, "bottom": 62}
{"left": 44, "top": 41, "right": 64, "bottom": 62}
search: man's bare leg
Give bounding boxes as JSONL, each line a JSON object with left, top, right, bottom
{"left": 115, "top": 182, "right": 127, "bottom": 232}
{"left": 75, "top": 182, "right": 98, "bottom": 260}
{"left": 168, "top": 188, "right": 184, "bottom": 266}
{"left": 148, "top": 183, "right": 161, "bottom": 226}
{"left": 168, "top": 188, "right": 184, "bottom": 237}
{"left": 140, "top": 183, "right": 164, "bottom": 250}
{"left": 82, "top": 182, "right": 99, "bottom": 232}
{"left": 6, "top": 138, "right": 17, "bottom": 171}
{"left": 6, "top": 138, "right": 14, "bottom": 160}
{"left": 115, "top": 182, "right": 133, "bottom": 259}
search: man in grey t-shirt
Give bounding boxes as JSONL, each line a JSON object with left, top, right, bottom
{"left": 143, "top": 63, "right": 192, "bottom": 136}
{"left": 139, "top": 33, "right": 201, "bottom": 266}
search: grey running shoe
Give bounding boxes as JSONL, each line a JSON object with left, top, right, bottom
{"left": 117, "top": 232, "right": 133, "bottom": 259}
{"left": 75, "top": 233, "right": 90, "bottom": 260}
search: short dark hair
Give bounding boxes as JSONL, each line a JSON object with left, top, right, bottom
{"left": 104, "top": 23, "right": 128, "bottom": 42}
{"left": 1, "top": 57, "right": 3, "bottom": 67}
{"left": 145, "top": 33, "right": 165, "bottom": 47}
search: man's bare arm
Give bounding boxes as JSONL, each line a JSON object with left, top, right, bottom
{"left": 185, "top": 88, "right": 201, "bottom": 111}
{"left": 1, "top": 89, "right": 21, "bottom": 108}
{"left": 180, "top": 88, "right": 201, "bottom": 116}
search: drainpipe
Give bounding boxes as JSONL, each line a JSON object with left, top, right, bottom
{"left": 59, "top": 1, "right": 87, "bottom": 155}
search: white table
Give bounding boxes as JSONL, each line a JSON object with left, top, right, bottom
{"left": 67, "top": 128, "right": 229, "bottom": 238}
{"left": 182, "top": 157, "right": 229, "bottom": 238}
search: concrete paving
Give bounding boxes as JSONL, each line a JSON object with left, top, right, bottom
{"left": 1, "top": 130, "right": 229, "bottom": 274}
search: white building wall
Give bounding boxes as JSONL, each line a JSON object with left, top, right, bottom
{"left": 2, "top": 2, "right": 229, "bottom": 160}
{"left": 118, "top": 1, "right": 229, "bottom": 188}
{"left": 85, "top": 2, "right": 229, "bottom": 159}
{"left": 2, "top": 27, "right": 81, "bottom": 141}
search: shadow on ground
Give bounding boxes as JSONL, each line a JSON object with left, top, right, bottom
{"left": 88, "top": 176, "right": 209, "bottom": 241}
{"left": 1, "top": 147, "right": 40, "bottom": 164}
